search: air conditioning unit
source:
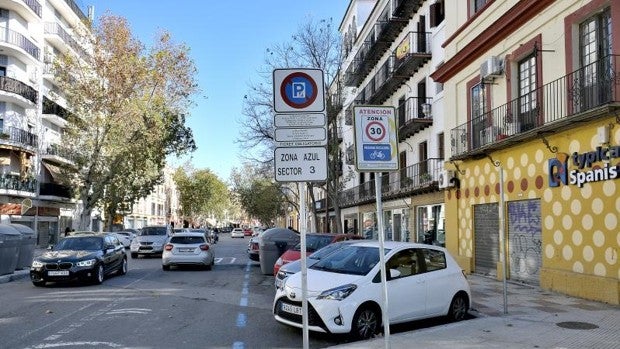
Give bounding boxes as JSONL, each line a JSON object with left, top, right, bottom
{"left": 480, "top": 56, "right": 503, "bottom": 81}
{"left": 438, "top": 170, "right": 455, "bottom": 189}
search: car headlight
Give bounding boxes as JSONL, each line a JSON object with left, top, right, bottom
{"left": 317, "top": 284, "right": 357, "bottom": 301}
{"left": 31, "top": 260, "right": 43, "bottom": 268}
{"left": 76, "top": 259, "right": 96, "bottom": 267}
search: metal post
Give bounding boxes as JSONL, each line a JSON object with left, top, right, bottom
{"left": 499, "top": 166, "right": 508, "bottom": 314}
{"left": 300, "top": 182, "right": 309, "bottom": 349}
{"left": 375, "top": 174, "right": 390, "bottom": 349}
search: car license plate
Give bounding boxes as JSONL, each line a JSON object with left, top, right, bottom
{"left": 281, "top": 303, "right": 302, "bottom": 315}
{"left": 48, "top": 270, "right": 69, "bottom": 276}
{"left": 179, "top": 248, "right": 194, "bottom": 252}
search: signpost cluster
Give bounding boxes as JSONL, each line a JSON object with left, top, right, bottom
{"left": 273, "top": 68, "right": 327, "bottom": 349}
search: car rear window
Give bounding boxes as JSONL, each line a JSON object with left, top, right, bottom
{"left": 170, "top": 236, "right": 205, "bottom": 244}
{"left": 141, "top": 227, "right": 167, "bottom": 236}
{"left": 293, "top": 235, "right": 334, "bottom": 252}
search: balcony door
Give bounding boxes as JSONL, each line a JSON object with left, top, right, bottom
{"left": 517, "top": 54, "right": 538, "bottom": 132}
{"left": 576, "top": 8, "right": 612, "bottom": 112}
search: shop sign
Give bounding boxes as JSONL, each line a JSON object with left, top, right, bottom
{"left": 548, "top": 145, "right": 620, "bottom": 187}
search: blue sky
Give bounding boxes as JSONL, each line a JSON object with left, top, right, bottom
{"left": 83, "top": 1, "right": 350, "bottom": 181}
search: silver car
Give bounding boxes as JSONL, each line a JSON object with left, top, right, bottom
{"left": 162, "top": 232, "right": 215, "bottom": 270}
{"left": 130, "top": 226, "right": 170, "bottom": 258}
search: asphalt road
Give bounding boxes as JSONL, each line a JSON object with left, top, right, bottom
{"left": 0, "top": 234, "right": 343, "bottom": 349}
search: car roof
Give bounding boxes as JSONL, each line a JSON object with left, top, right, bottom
{"left": 346, "top": 240, "right": 445, "bottom": 250}
{"left": 170, "top": 232, "right": 207, "bottom": 237}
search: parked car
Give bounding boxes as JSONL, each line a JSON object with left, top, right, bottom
{"left": 230, "top": 228, "right": 245, "bottom": 238}
{"left": 162, "top": 232, "right": 215, "bottom": 270}
{"left": 30, "top": 233, "right": 127, "bottom": 286}
{"left": 111, "top": 232, "right": 132, "bottom": 248}
{"left": 130, "top": 225, "right": 170, "bottom": 258}
{"left": 273, "top": 233, "right": 364, "bottom": 275}
{"left": 274, "top": 240, "right": 360, "bottom": 289}
{"left": 273, "top": 241, "right": 471, "bottom": 339}
{"left": 243, "top": 228, "right": 253, "bottom": 237}
{"left": 247, "top": 229, "right": 266, "bottom": 261}
{"left": 116, "top": 230, "right": 137, "bottom": 244}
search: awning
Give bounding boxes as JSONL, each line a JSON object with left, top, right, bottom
{"left": 42, "top": 161, "right": 63, "bottom": 183}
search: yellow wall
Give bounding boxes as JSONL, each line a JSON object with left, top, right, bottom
{"left": 445, "top": 116, "right": 619, "bottom": 304}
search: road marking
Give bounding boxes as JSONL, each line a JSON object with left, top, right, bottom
{"left": 232, "top": 342, "right": 245, "bottom": 349}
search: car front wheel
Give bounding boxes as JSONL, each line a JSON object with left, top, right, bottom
{"left": 93, "top": 264, "right": 104, "bottom": 284}
{"left": 117, "top": 258, "right": 127, "bottom": 275}
{"left": 447, "top": 293, "right": 468, "bottom": 322}
{"left": 32, "top": 280, "right": 45, "bottom": 287}
{"left": 351, "top": 306, "right": 379, "bottom": 340}
{"left": 131, "top": 253, "right": 138, "bottom": 259}
{"left": 162, "top": 264, "right": 170, "bottom": 271}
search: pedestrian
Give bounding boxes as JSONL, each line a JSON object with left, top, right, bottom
{"left": 64, "top": 227, "right": 71, "bottom": 237}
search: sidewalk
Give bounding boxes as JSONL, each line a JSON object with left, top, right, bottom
{"left": 327, "top": 275, "right": 619, "bottom": 349}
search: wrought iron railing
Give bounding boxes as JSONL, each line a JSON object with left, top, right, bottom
{"left": 63, "top": 0, "right": 88, "bottom": 22}
{"left": 43, "top": 96, "right": 71, "bottom": 121}
{"left": 0, "top": 173, "right": 36, "bottom": 193}
{"left": 0, "top": 76, "right": 38, "bottom": 104}
{"left": 41, "top": 143, "right": 76, "bottom": 163}
{"left": 0, "top": 126, "right": 38, "bottom": 149}
{"left": 44, "top": 22, "right": 87, "bottom": 59}
{"left": 21, "top": 0, "right": 42, "bottom": 17}
{"left": 451, "top": 55, "right": 620, "bottom": 156}
{"left": 337, "top": 158, "right": 444, "bottom": 208}
{"left": 0, "top": 28, "right": 40, "bottom": 60}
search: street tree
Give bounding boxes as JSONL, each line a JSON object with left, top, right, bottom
{"left": 54, "top": 15, "right": 198, "bottom": 230}
{"left": 230, "top": 162, "right": 287, "bottom": 227}
{"left": 174, "top": 167, "right": 230, "bottom": 226}
{"left": 237, "top": 16, "right": 345, "bottom": 233}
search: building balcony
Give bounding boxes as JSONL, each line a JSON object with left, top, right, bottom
{"left": 398, "top": 97, "right": 433, "bottom": 141}
{"left": 0, "top": 126, "right": 38, "bottom": 153}
{"left": 0, "top": 76, "right": 38, "bottom": 105}
{"left": 334, "top": 158, "right": 444, "bottom": 209}
{"left": 44, "top": 22, "right": 87, "bottom": 59}
{"left": 42, "top": 96, "right": 71, "bottom": 125}
{"left": 39, "top": 182, "right": 72, "bottom": 199}
{"left": 450, "top": 55, "right": 620, "bottom": 159}
{"left": 355, "top": 32, "right": 432, "bottom": 105}
{"left": 0, "top": 28, "right": 39, "bottom": 61}
{"left": 2, "top": 0, "right": 42, "bottom": 22}
{"left": 0, "top": 173, "right": 36, "bottom": 196}
{"left": 344, "top": 0, "right": 423, "bottom": 87}
{"left": 49, "top": 0, "right": 88, "bottom": 22}
{"left": 40, "top": 144, "right": 75, "bottom": 165}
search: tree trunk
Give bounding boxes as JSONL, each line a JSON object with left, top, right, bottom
{"left": 78, "top": 207, "right": 92, "bottom": 231}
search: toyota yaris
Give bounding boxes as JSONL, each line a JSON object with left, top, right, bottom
{"left": 273, "top": 241, "right": 470, "bottom": 339}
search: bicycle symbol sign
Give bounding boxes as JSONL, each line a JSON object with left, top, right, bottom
{"left": 363, "top": 121, "right": 386, "bottom": 142}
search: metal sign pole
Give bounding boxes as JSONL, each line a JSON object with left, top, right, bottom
{"left": 499, "top": 166, "right": 508, "bottom": 314}
{"left": 300, "top": 182, "right": 309, "bottom": 349}
{"left": 375, "top": 174, "right": 390, "bottom": 348}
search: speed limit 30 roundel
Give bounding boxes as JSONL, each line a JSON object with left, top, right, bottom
{"left": 365, "top": 121, "right": 386, "bottom": 142}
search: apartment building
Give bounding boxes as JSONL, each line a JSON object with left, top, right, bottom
{"left": 0, "top": 0, "right": 90, "bottom": 246}
{"left": 326, "top": 0, "right": 618, "bottom": 304}
{"left": 317, "top": 0, "right": 448, "bottom": 244}
{"left": 429, "top": 0, "right": 619, "bottom": 304}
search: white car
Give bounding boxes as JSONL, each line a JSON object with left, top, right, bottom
{"left": 162, "top": 232, "right": 215, "bottom": 270}
{"left": 230, "top": 228, "right": 244, "bottom": 238}
{"left": 112, "top": 232, "right": 132, "bottom": 248}
{"left": 273, "top": 241, "right": 471, "bottom": 339}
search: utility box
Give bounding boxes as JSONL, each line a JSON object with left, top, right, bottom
{"left": 258, "top": 228, "right": 300, "bottom": 275}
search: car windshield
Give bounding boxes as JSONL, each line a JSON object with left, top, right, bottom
{"left": 309, "top": 242, "right": 349, "bottom": 260}
{"left": 55, "top": 237, "right": 103, "bottom": 251}
{"left": 140, "top": 227, "right": 167, "bottom": 236}
{"left": 311, "top": 245, "right": 390, "bottom": 276}
{"left": 170, "top": 236, "right": 205, "bottom": 244}
{"left": 293, "top": 235, "right": 334, "bottom": 252}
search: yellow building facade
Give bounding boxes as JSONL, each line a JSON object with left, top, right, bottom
{"left": 433, "top": 0, "right": 619, "bottom": 304}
